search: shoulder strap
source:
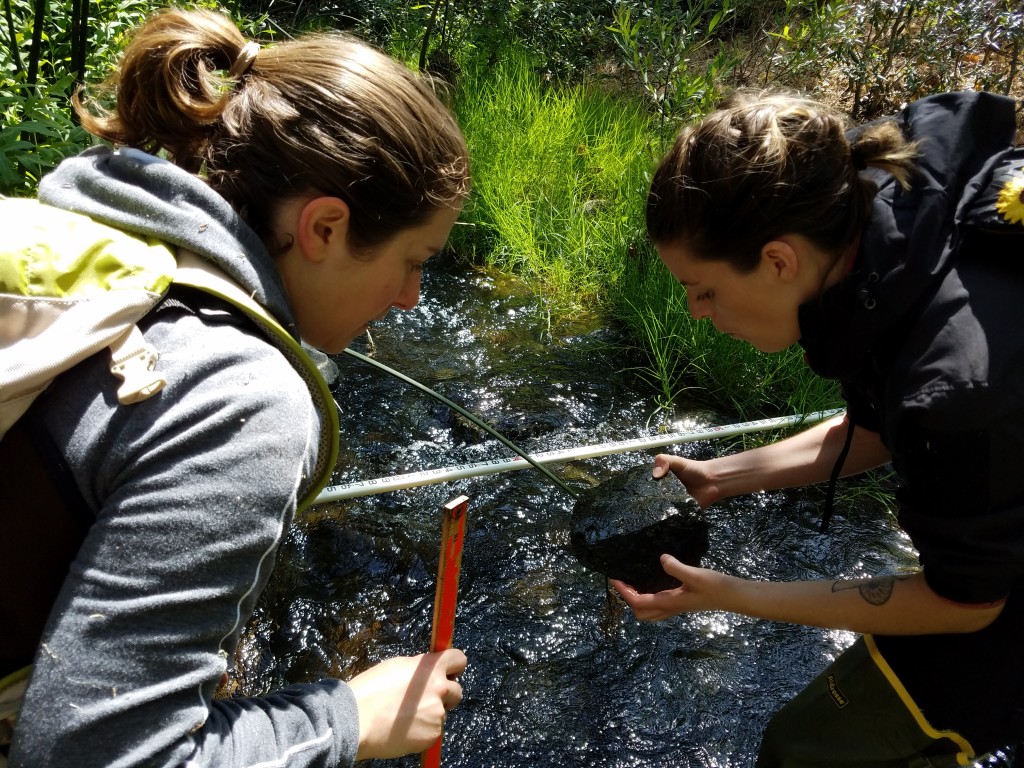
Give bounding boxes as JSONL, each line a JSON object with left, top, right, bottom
{"left": 173, "top": 251, "right": 340, "bottom": 509}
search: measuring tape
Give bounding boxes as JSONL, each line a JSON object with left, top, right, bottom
{"left": 317, "top": 409, "right": 844, "bottom": 503}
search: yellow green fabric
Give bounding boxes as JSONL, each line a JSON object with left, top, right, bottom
{"left": 0, "top": 664, "right": 29, "bottom": 749}
{"left": 0, "top": 199, "right": 174, "bottom": 298}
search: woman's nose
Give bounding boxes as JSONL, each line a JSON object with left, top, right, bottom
{"left": 686, "top": 291, "right": 709, "bottom": 319}
{"left": 393, "top": 271, "right": 422, "bottom": 311}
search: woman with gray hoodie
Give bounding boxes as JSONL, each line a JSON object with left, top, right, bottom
{"left": 2, "top": 7, "right": 470, "bottom": 767}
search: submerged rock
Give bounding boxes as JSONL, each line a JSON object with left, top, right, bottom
{"left": 570, "top": 465, "right": 708, "bottom": 593}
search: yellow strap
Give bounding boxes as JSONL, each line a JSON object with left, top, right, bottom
{"left": 0, "top": 665, "right": 30, "bottom": 698}
{"left": 864, "top": 634, "right": 976, "bottom": 765}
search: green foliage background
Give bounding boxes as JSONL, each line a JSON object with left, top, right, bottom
{"left": 2, "top": 0, "right": 1021, "bottom": 419}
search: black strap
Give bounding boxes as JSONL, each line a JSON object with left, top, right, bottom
{"left": 1, "top": 404, "right": 94, "bottom": 677}
{"left": 820, "top": 418, "right": 855, "bottom": 533}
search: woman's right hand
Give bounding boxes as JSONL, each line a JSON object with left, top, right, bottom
{"left": 652, "top": 453, "right": 720, "bottom": 509}
{"left": 349, "top": 648, "right": 467, "bottom": 760}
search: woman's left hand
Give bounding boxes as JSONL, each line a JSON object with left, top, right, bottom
{"left": 611, "top": 554, "right": 1008, "bottom": 636}
{"left": 610, "top": 554, "right": 735, "bottom": 621}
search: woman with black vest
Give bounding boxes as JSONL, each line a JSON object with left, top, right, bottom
{"left": 614, "top": 89, "right": 1024, "bottom": 765}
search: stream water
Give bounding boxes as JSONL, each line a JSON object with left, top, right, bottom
{"left": 230, "top": 254, "right": 1016, "bottom": 767}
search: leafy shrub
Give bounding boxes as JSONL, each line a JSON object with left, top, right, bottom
{"left": 0, "top": 0, "right": 268, "bottom": 195}
{"left": 607, "top": 0, "right": 738, "bottom": 128}
{"left": 828, "top": 0, "right": 1023, "bottom": 119}
{"left": 0, "top": 72, "right": 90, "bottom": 194}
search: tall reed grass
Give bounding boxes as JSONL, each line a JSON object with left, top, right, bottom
{"left": 451, "top": 51, "right": 655, "bottom": 317}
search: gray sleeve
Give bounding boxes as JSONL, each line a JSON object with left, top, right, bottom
{"left": 9, "top": 306, "right": 359, "bottom": 768}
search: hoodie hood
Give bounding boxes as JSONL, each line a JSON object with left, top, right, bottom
{"left": 38, "top": 146, "right": 300, "bottom": 340}
{"left": 798, "top": 91, "right": 1018, "bottom": 380}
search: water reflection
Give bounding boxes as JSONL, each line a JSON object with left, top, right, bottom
{"left": 231, "top": 255, "right": 1009, "bottom": 766}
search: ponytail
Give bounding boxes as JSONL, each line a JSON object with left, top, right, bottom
{"left": 74, "top": 9, "right": 247, "bottom": 171}
{"left": 850, "top": 121, "right": 919, "bottom": 190}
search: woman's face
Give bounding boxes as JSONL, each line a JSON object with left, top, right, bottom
{"left": 286, "top": 203, "right": 463, "bottom": 354}
{"left": 656, "top": 240, "right": 809, "bottom": 354}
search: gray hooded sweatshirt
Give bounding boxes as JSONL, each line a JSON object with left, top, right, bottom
{"left": 8, "top": 148, "right": 360, "bottom": 768}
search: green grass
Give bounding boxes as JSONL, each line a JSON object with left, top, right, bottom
{"left": 450, "top": 49, "right": 842, "bottom": 419}
{"left": 451, "top": 50, "right": 656, "bottom": 317}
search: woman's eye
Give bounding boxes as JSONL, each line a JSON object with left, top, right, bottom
{"left": 696, "top": 289, "right": 713, "bottom": 301}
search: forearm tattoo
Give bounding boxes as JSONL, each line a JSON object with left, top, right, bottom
{"left": 831, "top": 575, "right": 911, "bottom": 606}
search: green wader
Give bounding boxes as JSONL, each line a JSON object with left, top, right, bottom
{"left": 0, "top": 665, "right": 29, "bottom": 767}
{"left": 756, "top": 636, "right": 979, "bottom": 768}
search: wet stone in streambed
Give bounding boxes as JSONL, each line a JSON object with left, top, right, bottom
{"left": 570, "top": 464, "right": 708, "bottom": 593}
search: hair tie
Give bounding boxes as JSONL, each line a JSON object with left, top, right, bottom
{"left": 229, "top": 40, "right": 260, "bottom": 81}
{"left": 850, "top": 145, "right": 868, "bottom": 172}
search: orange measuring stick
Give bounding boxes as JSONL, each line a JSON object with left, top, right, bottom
{"left": 420, "top": 495, "right": 469, "bottom": 768}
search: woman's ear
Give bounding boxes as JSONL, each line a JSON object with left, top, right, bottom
{"left": 295, "top": 197, "right": 350, "bottom": 263}
{"left": 760, "top": 237, "right": 801, "bottom": 282}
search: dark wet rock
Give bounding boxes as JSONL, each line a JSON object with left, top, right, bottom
{"left": 570, "top": 465, "right": 709, "bottom": 593}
